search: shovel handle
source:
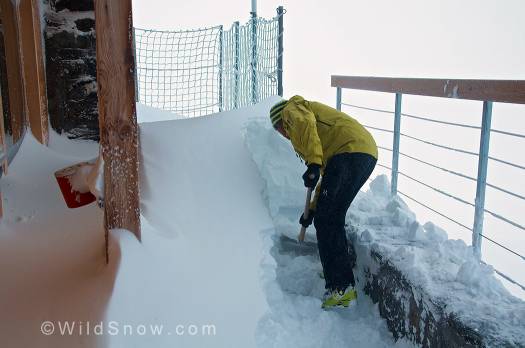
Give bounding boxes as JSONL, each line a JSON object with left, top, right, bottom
{"left": 298, "top": 187, "right": 313, "bottom": 242}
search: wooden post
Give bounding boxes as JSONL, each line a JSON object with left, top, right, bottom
{"left": 0, "top": 47, "right": 5, "bottom": 219}
{"left": 18, "top": 0, "right": 48, "bottom": 145}
{"left": 0, "top": 81, "right": 7, "bottom": 175}
{"left": 95, "top": 0, "right": 141, "bottom": 261}
{"left": 0, "top": 0, "right": 25, "bottom": 142}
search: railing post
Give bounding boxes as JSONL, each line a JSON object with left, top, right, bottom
{"left": 250, "top": 11, "right": 258, "bottom": 104}
{"left": 472, "top": 101, "right": 493, "bottom": 259}
{"left": 391, "top": 93, "right": 402, "bottom": 196}
{"left": 336, "top": 87, "right": 342, "bottom": 111}
{"left": 277, "top": 6, "right": 284, "bottom": 97}
{"left": 218, "top": 25, "right": 224, "bottom": 112}
{"left": 233, "top": 21, "right": 240, "bottom": 109}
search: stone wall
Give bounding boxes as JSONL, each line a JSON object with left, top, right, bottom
{"left": 43, "top": 0, "right": 98, "bottom": 140}
{"left": 351, "top": 231, "right": 522, "bottom": 348}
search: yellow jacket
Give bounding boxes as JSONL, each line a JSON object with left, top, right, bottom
{"left": 281, "top": 95, "right": 378, "bottom": 208}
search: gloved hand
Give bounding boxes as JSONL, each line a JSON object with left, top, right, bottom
{"left": 302, "top": 164, "right": 321, "bottom": 188}
{"left": 299, "top": 209, "right": 315, "bottom": 228}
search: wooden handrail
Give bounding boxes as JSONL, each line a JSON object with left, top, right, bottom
{"left": 331, "top": 76, "right": 525, "bottom": 104}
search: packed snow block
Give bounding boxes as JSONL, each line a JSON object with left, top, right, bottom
{"left": 354, "top": 239, "right": 522, "bottom": 348}
{"left": 44, "top": 0, "right": 99, "bottom": 141}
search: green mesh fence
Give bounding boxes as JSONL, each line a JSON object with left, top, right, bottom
{"left": 134, "top": 8, "right": 284, "bottom": 117}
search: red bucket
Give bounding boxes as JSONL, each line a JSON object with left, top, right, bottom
{"left": 55, "top": 164, "right": 97, "bottom": 209}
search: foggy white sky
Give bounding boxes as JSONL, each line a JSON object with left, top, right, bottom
{"left": 132, "top": 0, "right": 525, "bottom": 296}
{"left": 133, "top": 0, "right": 525, "bottom": 104}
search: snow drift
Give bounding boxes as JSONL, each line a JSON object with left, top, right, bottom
{"left": 1, "top": 96, "right": 522, "bottom": 347}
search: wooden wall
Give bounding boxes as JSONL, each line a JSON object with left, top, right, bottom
{"left": 18, "top": 0, "right": 48, "bottom": 144}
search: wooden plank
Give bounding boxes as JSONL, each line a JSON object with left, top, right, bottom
{"left": 0, "top": 73, "right": 4, "bottom": 219}
{"left": 331, "top": 76, "right": 525, "bottom": 105}
{"left": 0, "top": 0, "right": 25, "bottom": 142}
{"left": 95, "top": 0, "right": 141, "bottom": 260}
{"left": 0, "top": 80, "right": 7, "bottom": 174}
{"left": 18, "top": 0, "right": 48, "bottom": 145}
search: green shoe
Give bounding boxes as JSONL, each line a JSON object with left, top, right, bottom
{"left": 321, "top": 286, "right": 357, "bottom": 309}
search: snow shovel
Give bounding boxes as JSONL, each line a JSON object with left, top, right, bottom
{"left": 298, "top": 187, "right": 313, "bottom": 242}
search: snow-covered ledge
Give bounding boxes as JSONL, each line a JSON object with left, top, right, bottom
{"left": 348, "top": 176, "right": 525, "bottom": 347}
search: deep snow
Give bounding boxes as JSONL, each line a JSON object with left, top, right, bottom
{"left": 1, "top": 97, "right": 522, "bottom": 347}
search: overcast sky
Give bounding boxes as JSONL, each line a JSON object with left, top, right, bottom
{"left": 132, "top": 0, "right": 525, "bottom": 296}
{"left": 133, "top": 0, "right": 525, "bottom": 103}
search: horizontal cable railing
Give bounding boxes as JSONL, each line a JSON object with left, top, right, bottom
{"left": 345, "top": 103, "right": 482, "bottom": 129}
{"left": 400, "top": 133, "right": 479, "bottom": 156}
{"left": 342, "top": 103, "right": 393, "bottom": 115}
{"left": 488, "top": 155, "right": 525, "bottom": 171}
{"left": 335, "top": 75, "right": 525, "bottom": 292}
{"left": 397, "top": 171, "right": 475, "bottom": 207}
{"left": 482, "top": 261, "right": 525, "bottom": 291}
{"left": 484, "top": 208, "right": 525, "bottom": 233}
{"left": 396, "top": 190, "right": 473, "bottom": 231}
{"left": 492, "top": 128, "right": 525, "bottom": 139}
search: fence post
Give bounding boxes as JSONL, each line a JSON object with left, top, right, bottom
{"left": 277, "top": 6, "right": 284, "bottom": 97}
{"left": 391, "top": 93, "right": 402, "bottom": 196}
{"left": 132, "top": 27, "right": 139, "bottom": 103}
{"left": 218, "top": 25, "right": 224, "bottom": 112}
{"left": 336, "top": 87, "right": 342, "bottom": 111}
{"left": 95, "top": 0, "right": 141, "bottom": 261}
{"left": 472, "top": 101, "right": 493, "bottom": 259}
{"left": 234, "top": 21, "right": 240, "bottom": 109}
{"left": 250, "top": 11, "right": 258, "bottom": 104}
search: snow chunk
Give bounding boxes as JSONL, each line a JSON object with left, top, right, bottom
{"left": 369, "top": 174, "right": 390, "bottom": 198}
{"left": 423, "top": 221, "right": 448, "bottom": 242}
{"left": 406, "top": 221, "right": 425, "bottom": 242}
{"left": 456, "top": 260, "right": 507, "bottom": 297}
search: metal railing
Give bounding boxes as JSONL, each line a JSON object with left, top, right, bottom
{"left": 332, "top": 76, "right": 525, "bottom": 291}
{"left": 133, "top": 7, "right": 285, "bottom": 117}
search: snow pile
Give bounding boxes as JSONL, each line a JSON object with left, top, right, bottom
{"left": 136, "top": 103, "right": 185, "bottom": 123}
{"left": 353, "top": 179, "right": 525, "bottom": 344}
{"left": 243, "top": 115, "right": 525, "bottom": 346}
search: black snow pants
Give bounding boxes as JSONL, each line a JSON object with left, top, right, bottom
{"left": 314, "top": 152, "right": 377, "bottom": 291}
